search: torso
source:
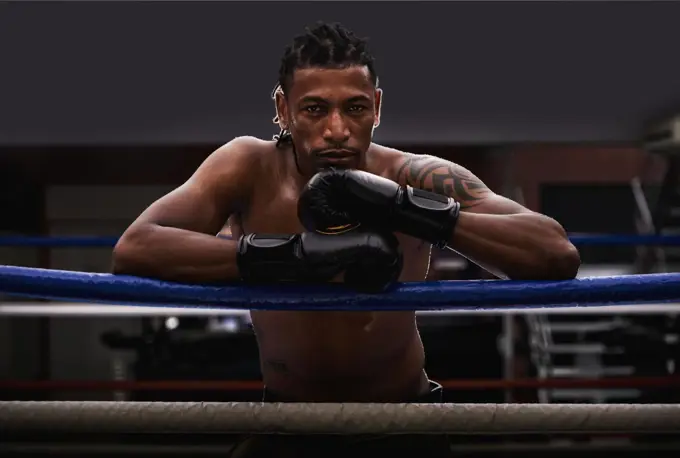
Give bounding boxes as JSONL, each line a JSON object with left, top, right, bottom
{"left": 229, "top": 141, "right": 432, "bottom": 402}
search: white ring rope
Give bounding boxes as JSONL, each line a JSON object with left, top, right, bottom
{"left": 3, "top": 302, "right": 680, "bottom": 317}
{"left": 2, "top": 402, "right": 680, "bottom": 434}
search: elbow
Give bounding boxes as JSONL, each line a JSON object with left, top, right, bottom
{"left": 111, "top": 225, "right": 154, "bottom": 275}
{"left": 544, "top": 239, "right": 581, "bottom": 280}
{"left": 512, "top": 218, "right": 581, "bottom": 281}
{"left": 540, "top": 217, "right": 581, "bottom": 279}
{"left": 509, "top": 241, "right": 580, "bottom": 281}
{"left": 535, "top": 217, "right": 581, "bottom": 280}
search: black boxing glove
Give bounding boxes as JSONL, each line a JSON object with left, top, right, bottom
{"left": 236, "top": 230, "right": 403, "bottom": 293}
{"left": 298, "top": 169, "right": 460, "bottom": 249}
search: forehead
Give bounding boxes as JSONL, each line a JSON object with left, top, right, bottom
{"left": 287, "top": 66, "right": 374, "bottom": 102}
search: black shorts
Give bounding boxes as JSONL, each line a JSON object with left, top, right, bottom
{"left": 226, "top": 381, "right": 452, "bottom": 458}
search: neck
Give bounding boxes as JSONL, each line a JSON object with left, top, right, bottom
{"left": 280, "top": 142, "right": 314, "bottom": 185}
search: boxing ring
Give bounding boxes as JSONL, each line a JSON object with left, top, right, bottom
{"left": 2, "top": 234, "right": 680, "bottom": 455}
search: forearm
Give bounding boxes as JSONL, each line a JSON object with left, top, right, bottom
{"left": 296, "top": 166, "right": 581, "bottom": 280}
{"left": 112, "top": 224, "right": 240, "bottom": 283}
{"left": 448, "top": 212, "right": 581, "bottom": 280}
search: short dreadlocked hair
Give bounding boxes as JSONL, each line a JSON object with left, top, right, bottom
{"left": 272, "top": 22, "right": 378, "bottom": 147}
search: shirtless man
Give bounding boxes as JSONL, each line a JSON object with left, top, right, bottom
{"left": 112, "top": 22, "right": 580, "bottom": 457}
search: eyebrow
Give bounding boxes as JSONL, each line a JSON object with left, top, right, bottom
{"left": 299, "top": 95, "right": 372, "bottom": 104}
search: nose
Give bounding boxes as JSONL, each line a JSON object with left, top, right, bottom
{"left": 322, "top": 110, "right": 350, "bottom": 144}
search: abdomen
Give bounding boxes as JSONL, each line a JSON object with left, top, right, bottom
{"left": 252, "top": 310, "right": 418, "bottom": 375}
{"left": 251, "top": 311, "right": 425, "bottom": 400}
{"left": 250, "top": 233, "right": 432, "bottom": 400}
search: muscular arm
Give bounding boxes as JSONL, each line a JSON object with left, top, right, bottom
{"left": 111, "top": 137, "right": 259, "bottom": 283}
{"left": 395, "top": 154, "right": 580, "bottom": 280}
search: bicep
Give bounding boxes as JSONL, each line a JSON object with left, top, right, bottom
{"left": 394, "top": 153, "right": 529, "bottom": 215}
{"left": 130, "top": 140, "right": 254, "bottom": 235}
{"left": 133, "top": 183, "right": 229, "bottom": 235}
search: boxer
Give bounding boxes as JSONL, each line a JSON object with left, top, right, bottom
{"left": 113, "top": 21, "right": 580, "bottom": 457}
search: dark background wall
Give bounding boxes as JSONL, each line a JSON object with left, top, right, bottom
{"left": 3, "top": 1, "right": 680, "bottom": 145}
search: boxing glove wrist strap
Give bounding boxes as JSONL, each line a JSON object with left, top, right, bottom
{"left": 236, "top": 234, "right": 306, "bottom": 283}
{"left": 393, "top": 186, "right": 460, "bottom": 248}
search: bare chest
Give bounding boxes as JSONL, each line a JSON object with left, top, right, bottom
{"left": 239, "top": 185, "right": 305, "bottom": 234}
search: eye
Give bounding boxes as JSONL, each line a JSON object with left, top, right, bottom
{"left": 305, "top": 105, "right": 323, "bottom": 114}
{"left": 348, "top": 105, "right": 366, "bottom": 113}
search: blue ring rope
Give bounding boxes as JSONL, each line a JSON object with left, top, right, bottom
{"left": 0, "top": 265, "right": 679, "bottom": 311}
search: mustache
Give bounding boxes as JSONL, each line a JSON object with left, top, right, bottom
{"left": 312, "top": 147, "right": 362, "bottom": 157}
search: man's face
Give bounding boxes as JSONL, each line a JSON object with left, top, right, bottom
{"left": 276, "top": 65, "right": 381, "bottom": 172}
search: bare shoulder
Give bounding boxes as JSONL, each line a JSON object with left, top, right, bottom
{"left": 192, "top": 136, "right": 273, "bottom": 184}
{"left": 208, "top": 136, "right": 273, "bottom": 169}
{"left": 368, "top": 144, "right": 447, "bottom": 183}
{"left": 366, "top": 143, "right": 411, "bottom": 179}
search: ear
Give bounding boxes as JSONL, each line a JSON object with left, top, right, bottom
{"left": 274, "top": 88, "right": 289, "bottom": 129}
{"left": 373, "top": 88, "right": 383, "bottom": 128}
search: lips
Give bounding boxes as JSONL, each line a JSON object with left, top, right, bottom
{"left": 318, "top": 150, "right": 356, "bottom": 159}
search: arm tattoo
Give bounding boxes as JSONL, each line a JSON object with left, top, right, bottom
{"left": 395, "top": 155, "right": 490, "bottom": 208}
